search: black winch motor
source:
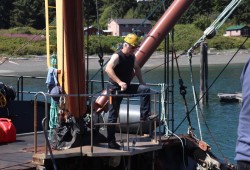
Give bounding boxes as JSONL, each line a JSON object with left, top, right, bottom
{"left": 0, "top": 82, "right": 16, "bottom": 107}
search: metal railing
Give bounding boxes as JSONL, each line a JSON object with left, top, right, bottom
{"left": 33, "top": 82, "right": 163, "bottom": 156}
{"left": 0, "top": 74, "right": 46, "bottom": 101}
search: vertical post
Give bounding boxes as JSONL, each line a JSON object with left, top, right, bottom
{"left": 34, "top": 97, "right": 37, "bottom": 154}
{"left": 204, "top": 43, "right": 208, "bottom": 103}
{"left": 200, "top": 44, "right": 204, "bottom": 104}
{"left": 126, "top": 97, "right": 130, "bottom": 151}
{"left": 152, "top": 151, "right": 155, "bottom": 170}
{"left": 200, "top": 42, "right": 208, "bottom": 103}
{"left": 45, "top": 0, "right": 50, "bottom": 68}
{"left": 90, "top": 96, "right": 93, "bottom": 153}
{"left": 154, "top": 94, "right": 157, "bottom": 142}
{"left": 60, "top": 0, "right": 86, "bottom": 117}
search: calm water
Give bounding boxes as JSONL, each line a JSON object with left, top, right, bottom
{"left": 89, "top": 63, "right": 244, "bottom": 164}
{"left": 0, "top": 63, "right": 244, "bottom": 164}
{"left": 142, "top": 64, "right": 244, "bottom": 164}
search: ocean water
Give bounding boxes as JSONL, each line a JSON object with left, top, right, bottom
{"left": 142, "top": 63, "right": 244, "bottom": 164}
{"left": 0, "top": 63, "right": 244, "bottom": 164}
{"left": 89, "top": 63, "right": 244, "bottom": 164}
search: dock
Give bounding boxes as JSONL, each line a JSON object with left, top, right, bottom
{"left": 217, "top": 92, "right": 242, "bottom": 102}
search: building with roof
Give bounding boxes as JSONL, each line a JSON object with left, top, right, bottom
{"left": 224, "top": 25, "right": 250, "bottom": 37}
{"left": 107, "top": 18, "right": 152, "bottom": 36}
{"left": 84, "top": 25, "right": 103, "bottom": 36}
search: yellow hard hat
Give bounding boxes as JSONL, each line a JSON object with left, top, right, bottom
{"left": 124, "top": 33, "right": 138, "bottom": 47}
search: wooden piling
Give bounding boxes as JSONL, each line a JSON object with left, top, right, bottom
{"left": 200, "top": 42, "right": 208, "bottom": 104}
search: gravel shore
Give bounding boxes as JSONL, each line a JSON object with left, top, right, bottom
{"left": 0, "top": 49, "right": 249, "bottom": 74}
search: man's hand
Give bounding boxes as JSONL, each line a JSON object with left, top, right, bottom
{"left": 118, "top": 82, "right": 127, "bottom": 91}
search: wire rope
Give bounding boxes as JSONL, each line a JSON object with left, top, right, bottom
{"left": 174, "top": 37, "right": 249, "bottom": 164}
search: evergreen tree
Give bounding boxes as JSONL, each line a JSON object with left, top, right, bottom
{"left": 179, "top": 0, "right": 212, "bottom": 24}
{"left": 0, "top": 0, "right": 13, "bottom": 28}
{"left": 231, "top": 0, "right": 250, "bottom": 25}
{"left": 10, "top": 0, "right": 45, "bottom": 29}
{"left": 0, "top": 0, "right": 248, "bottom": 30}
{"left": 212, "top": 0, "right": 228, "bottom": 13}
{"left": 84, "top": 0, "right": 98, "bottom": 26}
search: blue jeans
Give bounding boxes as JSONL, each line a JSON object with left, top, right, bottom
{"left": 237, "top": 161, "right": 250, "bottom": 170}
{"left": 106, "top": 82, "right": 151, "bottom": 141}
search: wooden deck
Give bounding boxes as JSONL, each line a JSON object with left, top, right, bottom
{"left": 0, "top": 133, "right": 44, "bottom": 170}
{"left": 0, "top": 130, "right": 236, "bottom": 170}
{"left": 33, "top": 135, "right": 161, "bottom": 160}
{"left": 0, "top": 130, "right": 163, "bottom": 169}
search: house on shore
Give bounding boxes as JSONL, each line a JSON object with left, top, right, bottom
{"left": 224, "top": 25, "right": 250, "bottom": 37}
{"left": 107, "top": 18, "right": 152, "bottom": 36}
{"left": 84, "top": 25, "right": 103, "bottom": 36}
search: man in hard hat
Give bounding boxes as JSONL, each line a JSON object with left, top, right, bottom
{"left": 105, "top": 33, "right": 156, "bottom": 149}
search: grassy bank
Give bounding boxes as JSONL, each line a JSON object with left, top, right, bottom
{"left": 0, "top": 25, "right": 249, "bottom": 57}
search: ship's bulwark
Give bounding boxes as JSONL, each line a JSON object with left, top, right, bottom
{"left": 0, "top": 101, "right": 48, "bottom": 134}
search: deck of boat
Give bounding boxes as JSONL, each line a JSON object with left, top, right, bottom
{"left": 0, "top": 133, "right": 44, "bottom": 170}
{"left": 0, "top": 126, "right": 236, "bottom": 170}
{"left": 0, "top": 129, "right": 164, "bottom": 170}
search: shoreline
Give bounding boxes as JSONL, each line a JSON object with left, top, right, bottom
{"left": 0, "top": 49, "right": 249, "bottom": 74}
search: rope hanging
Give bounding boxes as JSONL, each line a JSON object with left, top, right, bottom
{"left": 187, "top": 53, "right": 203, "bottom": 140}
{"left": 181, "top": 0, "right": 243, "bottom": 163}
{"left": 184, "top": 0, "right": 243, "bottom": 141}
{"left": 187, "top": 0, "right": 242, "bottom": 55}
{"left": 48, "top": 53, "right": 59, "bottom": 139}
{"left": 159, "top": 83, "right": 168, "bottom": 137}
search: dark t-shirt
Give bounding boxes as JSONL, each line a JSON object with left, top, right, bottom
{"left": 109, "top": 50, "right": 135, "bottom": 86}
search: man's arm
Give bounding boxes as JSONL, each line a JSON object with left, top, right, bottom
{"left": 105, "top": 53, "right": 127, "bottom": 90}
{"left": 134, "top": 60, "right": 145, "bottom": 85}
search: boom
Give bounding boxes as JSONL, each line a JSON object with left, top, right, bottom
{"left": 135, "top": 0, "right": 194, "bottom": 67}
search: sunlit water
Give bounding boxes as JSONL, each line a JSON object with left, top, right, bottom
{"left": 141, "top": 64, "right": 243, "bottom": 164}
{"left": 0, "top": 63, "right": 245, "bottom": 164}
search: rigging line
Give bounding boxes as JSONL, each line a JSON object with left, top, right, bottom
{"left": 174, "top": 51, "right": 193, "bottom": 129}
{"left": 86, "top": 20, "right": 90, "bottom": 94}
{"left": 95, "top": 0, "right": 105, "bottom": 90}
{"left": 85, "top": 0, "right": 93, "bottom": 94}
{"left": 213, "top": 0, "right": 241, "bottom": 31}
{"left": 190, "top": 37, "right": 248, "bottom": 116}
{"left": 89, "top": 58, "right": 109, "bottom": 81}
{"left": 215, "top": 0, "right": 242, "bottom": 30}
{"left": 95, "top": 0, "right": 100, "bottom": 40}
{"left": 174, "top": 37, "right": 249, "bottom": 163}
{"left": 11, "top": 19, "right": 56, "bottom": 56}
{"left": 42, "top": 117, "right": 58, "bottom": 170}
{"left": 143, "top": 51, "right": 186, "bottom": 74}
{"left": 160, "top": 83, "right": 169, "bottom": 137}
{"left": 170, "top": 0, "right": 242, "bottom": 147}
{"left": 187, "top": 0, "right": 242, "bottom": 55}
{"left": 187, "top": 54, "right": 203, "bottom": 140}
{"left": 173, "top": 50, "right": 191, "bottom": 133}
{"left": 134, "top": 0, "right": 166, "bottom": 32}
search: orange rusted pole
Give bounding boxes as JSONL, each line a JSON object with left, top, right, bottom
{"left": 63, "top": 0, "right": 86, "bottom": 117}
{"left": 135, "top": 0, "right": 194, "bottom": 67}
